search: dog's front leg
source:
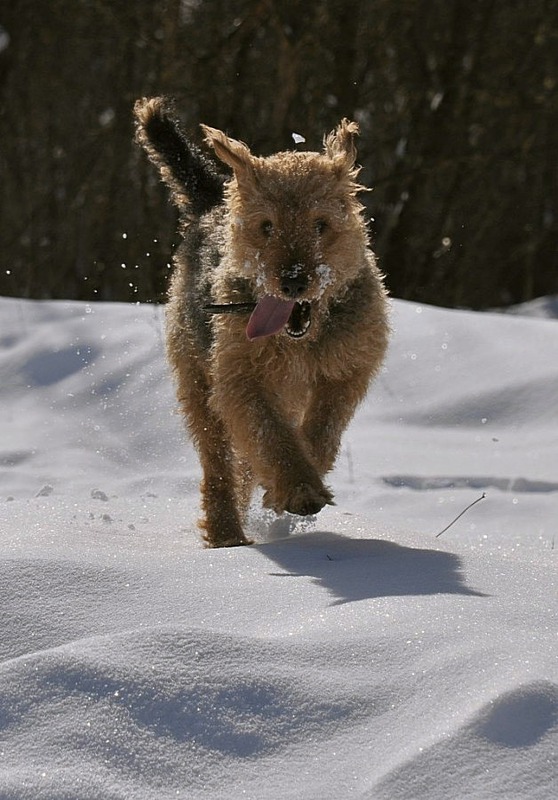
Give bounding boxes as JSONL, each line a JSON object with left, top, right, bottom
{"left": 197, "top": 414, "right": 254, "bottom": 548}
{"left": 211, "top": 378, "right": 333, "bottom": 517}
{"left": 173, "top": 363, "right": 252, "bottom": 548}
{"left": 302, "top": 373, "right": 371, "bottom": 477}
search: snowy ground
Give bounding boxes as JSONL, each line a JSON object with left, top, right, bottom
{"left": 0, "top": 294, "right": 556, "bottom": 799}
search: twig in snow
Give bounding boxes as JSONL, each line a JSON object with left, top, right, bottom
{"left": 435, "top": 492, "right": 486, "bottom": 538}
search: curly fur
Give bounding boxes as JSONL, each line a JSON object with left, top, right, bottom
{"left": 134, "top": 97, "right": 390, "bottom": 547}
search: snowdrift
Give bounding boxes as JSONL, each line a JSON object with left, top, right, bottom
{"left": 0, "top": 296, "right": 556, "bottom": 799}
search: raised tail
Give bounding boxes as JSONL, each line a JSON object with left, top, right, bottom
{"left": 133, "top": 97, "right": 225, "bottom": 216}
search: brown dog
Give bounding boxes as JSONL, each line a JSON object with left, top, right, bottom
{"left": 134, "top": 98, "right": 389, "bottom": 546}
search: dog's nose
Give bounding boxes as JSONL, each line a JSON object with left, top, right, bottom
{"left": 280, "top": 267, "right": 308, "bottom": 299}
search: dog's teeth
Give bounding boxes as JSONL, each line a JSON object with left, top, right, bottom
{"left": 286, "top": 318, "right": 311, "bottom": 338}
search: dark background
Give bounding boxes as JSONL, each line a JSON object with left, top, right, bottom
{"left": 1, "top": 0, "right": 557, "bottom": 309}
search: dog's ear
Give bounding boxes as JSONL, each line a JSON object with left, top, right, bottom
{"left": 324, "top": 118, "right": 359, "bottom": 173}
{"left": 201, "top": 125, "right": 255, "bottom": 178}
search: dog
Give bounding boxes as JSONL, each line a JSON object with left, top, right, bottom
{"left": 134, "top": 97, "right": 389, "bottom": 547}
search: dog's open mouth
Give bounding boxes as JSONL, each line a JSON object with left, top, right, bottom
{"left": 246, "top": 296, "right": 312, "bottom": 341}
{"left": 203, "top": 296, "right": 313, "bottom": 341}
{"left": 285, "top": 301, "right": 311, "bottom": 339}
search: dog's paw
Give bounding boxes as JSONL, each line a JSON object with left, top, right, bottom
{"left": 264, "top": 482, "right": 334, "bottom": 517}
{"left": 199, "top": 517, "right": 253, "bottom": 548}
{"left": 286, "top": 483, "right": 334, "bottom": 516}
{"left": 203, "top": 531, "right": 254, "bottom": 548}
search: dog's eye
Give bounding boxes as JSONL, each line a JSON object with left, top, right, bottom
{"left": 315, "top": 219, "right": 328, "bottom": 235}
{"left": 260, "top": 220, "right": 273, "bottom": 237}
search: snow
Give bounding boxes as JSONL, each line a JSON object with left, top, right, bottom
{"left": 0, "top": 294, "right": 557, "bottom": 799}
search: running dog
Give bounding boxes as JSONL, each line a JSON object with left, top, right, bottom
{"left": 134, "top": 98, "right": 389, "bottom": 546}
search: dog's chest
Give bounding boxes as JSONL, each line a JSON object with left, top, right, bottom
{"left": 260, "top": 344, "right": 316, "bottom": 422}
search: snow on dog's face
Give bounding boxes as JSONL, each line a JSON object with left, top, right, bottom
{"left": 202, "top": 121, "right": 371, "bottom": 341}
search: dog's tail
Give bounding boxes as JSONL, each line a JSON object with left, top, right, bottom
{"left": 134, "top": 96, "right": 225, "bottom": 216}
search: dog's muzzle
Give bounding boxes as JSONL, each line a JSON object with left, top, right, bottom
{"left": 280, "top": 265, "right": 309, "bottom": 300}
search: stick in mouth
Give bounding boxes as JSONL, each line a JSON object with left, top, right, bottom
{"left": 203, "top": 296, "right": 310, "bottom": 341}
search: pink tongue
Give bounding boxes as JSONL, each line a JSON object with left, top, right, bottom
{"left": 246, "top": 295, "right": 295, "bottom": 341}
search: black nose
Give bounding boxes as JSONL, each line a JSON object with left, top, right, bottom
{"left": 280, "top": 267, "right": 308, "bottom": 299}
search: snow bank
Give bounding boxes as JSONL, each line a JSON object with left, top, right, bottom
{"left": 0, "top": 296, "right": 556, "bottom": 799}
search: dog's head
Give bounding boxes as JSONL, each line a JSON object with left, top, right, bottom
{"left": 202, "top": 120, "right": 371, "bottom": 341}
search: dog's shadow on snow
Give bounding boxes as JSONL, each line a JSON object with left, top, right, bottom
{"left": 255, "top": 528, "right": 486, "bottom": 605}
